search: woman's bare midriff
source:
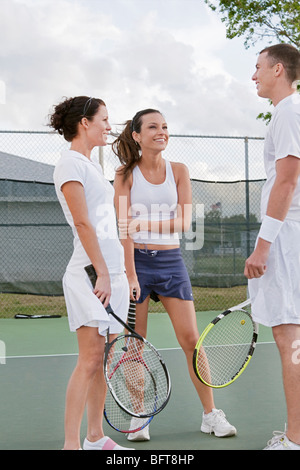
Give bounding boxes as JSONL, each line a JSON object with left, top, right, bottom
{"left": 134, "top": 243, "right": 180, "bottom": 251}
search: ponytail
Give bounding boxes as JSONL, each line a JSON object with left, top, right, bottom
{"left": 112, "top": 108, "right": 161, "bottom": 181}
{"left": 112, "top": 120, "right": 140, "bottom": 181}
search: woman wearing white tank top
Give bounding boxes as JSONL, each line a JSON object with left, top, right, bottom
{"left": 113, "top": 109, "right": 236, "bottom": 442}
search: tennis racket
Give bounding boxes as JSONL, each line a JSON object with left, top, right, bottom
{"left": 104, "top": 295, "right": 153, "bottom": 433}
{"left": 193, "top": 299, "right": 258, "bottom": 388}
{"left": 85, "top": 264, "right": 171, "bottom": 418}
{"left": 14, "top": 314, "right": 61, "bottom": 319}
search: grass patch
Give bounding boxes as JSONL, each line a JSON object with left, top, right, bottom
{"left": 0, "top": 293, "right": 67, "bottom": 319}
{"left": 149, "top": 285, "right": 247, "bottom": 313}
{"left": 0, "top": 285, "right": 248, "bottom": 319}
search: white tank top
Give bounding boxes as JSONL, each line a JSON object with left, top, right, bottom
{"left": 130, "top": 159, "right": 179, "bottom": 245}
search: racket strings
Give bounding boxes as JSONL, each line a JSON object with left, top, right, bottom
{"left": 106, "top": 335, "right": 169, "bottom": 417}
{"left": 196, "top": 310, "right": 254, "bottom": 386}
{"left": 104, "top": 293, "right": 154, "bottom": 432}
{"left": 104, "top": 386, "right": 152, "bottom": 433}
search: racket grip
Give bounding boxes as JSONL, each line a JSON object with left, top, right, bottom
{"left": 85, "top": 264, "right": 97, "bottom": 287}
{"left": 127, "top": 289, "right": 136, "bottom": 329}
{"left": 85, "top": 264, "right": 137, "bottom": 330}
{"left": 85, "top": 264, "right": 115, "bottom": 315}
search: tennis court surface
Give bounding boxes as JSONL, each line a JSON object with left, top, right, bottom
{"left": 0, "top": 311, "right": 285, "bottom": 450}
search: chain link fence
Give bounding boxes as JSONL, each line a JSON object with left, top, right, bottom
{"left": 0, "top": 131, "right": 265, "bottom": 318}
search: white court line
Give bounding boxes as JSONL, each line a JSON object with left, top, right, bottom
{"left": 5, "top": 347, "right": 180, "bottom": 360}
{"left": 5, "top": 353, "right": 78, "bottom": 359}
{"left": 4, "top": 342, "right": 275, "bottom": 360}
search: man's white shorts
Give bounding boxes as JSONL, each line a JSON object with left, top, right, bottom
{"left": 249, "top": 219, "right": 300, "bottom": 327}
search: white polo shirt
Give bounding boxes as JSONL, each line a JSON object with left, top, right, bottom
{"left": 261, "top": 93, "right": 300, "bottom": 222}
{"left": 53, "top": 149, "right": 125, "bottom": 275}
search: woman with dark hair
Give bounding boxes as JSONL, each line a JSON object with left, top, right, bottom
{"left": 113, "top": 109, "right": 236, "bottom": 442}
{"left": 50, "top": 96, "right": 132, "bottom": 451}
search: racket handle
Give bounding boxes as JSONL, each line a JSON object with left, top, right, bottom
{"left": 127, "top": 289, "right": 136, "bottom": 330}
{"left": 85, "top": 264, "right": 139, "bottom": 336}
{"left": 85, "top": 264, "right": 97, "bottom": 287}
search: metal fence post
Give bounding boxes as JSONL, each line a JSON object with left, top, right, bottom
{"left": 244, "top": 137, "right": 250, "bottom": 258}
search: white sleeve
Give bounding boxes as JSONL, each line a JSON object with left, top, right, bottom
{"left": 54, "top": 158, "right": 85, "bottom": 192}
{"left": 273, "top": 108, "right": 300, "bottom": 161}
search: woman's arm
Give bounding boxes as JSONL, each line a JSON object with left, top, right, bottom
{"left": 62, "top": 180, "right": 111, "bottom": 307}
{"left": 114, "top": 171, "right": 141, "bottom": 300}
{"left": 121, "top": 163, "right": 192, "bottom": 237}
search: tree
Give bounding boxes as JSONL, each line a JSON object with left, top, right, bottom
{"left": 204, "top": 0, "right": 300, "bottom": 48}
{"left": 205, "top": 1, "right": 300, "bottom": 123}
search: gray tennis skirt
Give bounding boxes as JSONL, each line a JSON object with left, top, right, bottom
{"left": 134, "top": 247, "right": 194, "bottom": 303}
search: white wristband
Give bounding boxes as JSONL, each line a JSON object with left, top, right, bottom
{"left": 258, "top": 215, "right": 283, "bottom": 243}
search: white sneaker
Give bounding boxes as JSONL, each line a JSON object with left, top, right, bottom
{"left": 264, "top": 431, "right": 300, "bottom": 450}
{"left": 201, "top": 408, "right": 237, "bottom": 437}
{"left": 127, "top": 417, "right": 150, "bottom": 441}
{"left": 83, "top": 436, "right": 134, "bottom": 450}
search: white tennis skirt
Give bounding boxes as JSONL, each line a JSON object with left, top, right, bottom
{"left": 62, "top": 269, "right": 129, "bottom": 335}
{"left": 249, "top": 219, "right": 300, "bottom": 327}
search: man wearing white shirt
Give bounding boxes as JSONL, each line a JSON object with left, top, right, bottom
{"left": 244, "top": 44, "right": 300, "bottom": 450}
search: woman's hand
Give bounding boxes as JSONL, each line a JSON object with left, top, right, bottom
{"left": 118, "top": 219, "right": 147, "bottom": 238}
{"left": 93, "top": 273, "right": 111, "bottom": 308}
{"left": 127, "top": 274, "right": 141, "bottom": 301}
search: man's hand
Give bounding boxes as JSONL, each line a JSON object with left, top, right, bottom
{"left": 244, "top": 238, "right": 271, "bottom": 279}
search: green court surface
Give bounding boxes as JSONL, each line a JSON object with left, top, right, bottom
{"left": 0, "top": 311, "right": 285, "bottom": 451}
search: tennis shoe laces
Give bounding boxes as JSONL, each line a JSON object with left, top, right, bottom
{"left": 201, "top": 408, "right": 237, "bottom": 437}
{"left": 264, "top": 430, "right": 300, "bottom": 450}
{"left": 127, "top": 417, "right": 150, "bottom": 441}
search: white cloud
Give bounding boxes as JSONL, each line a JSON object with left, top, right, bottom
{"left": 0, "top": 0, "right": 270, "bottom": 137}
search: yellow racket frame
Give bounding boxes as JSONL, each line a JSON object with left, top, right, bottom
{"left": 193, "top": 300, "right": 258, "bottom": 388}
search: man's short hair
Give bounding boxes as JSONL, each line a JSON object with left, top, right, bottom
{"left": 260, "top": 43, "right": 300, "bottom": 84}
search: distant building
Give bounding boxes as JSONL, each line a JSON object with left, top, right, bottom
{"left": 0, "top": 152, "right": 72, "bottom": 295}
{"left": 0, "top": 150, "right": 55, "bottom": 183}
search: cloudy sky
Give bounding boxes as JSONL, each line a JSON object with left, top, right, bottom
{"left": 0, "top": 0, "right": 273, "bottom": 138}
